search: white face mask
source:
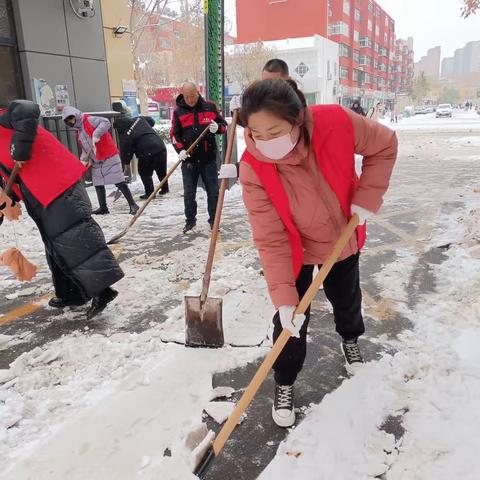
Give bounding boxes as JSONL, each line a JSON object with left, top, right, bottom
{"left": 254, "top": 129, "right": 298, "bottom": 160}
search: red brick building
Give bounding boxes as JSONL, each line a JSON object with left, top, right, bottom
{"left": 393, "top": 38, "right": 415, "bottom": 94}
{"left": 327, "top": 0, "right": 398, "bottom": 107}
{"left": 235, "top": 0, "right": 328, "bottom": 44}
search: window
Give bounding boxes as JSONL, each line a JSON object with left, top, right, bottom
{"left": 364, "top": 73, "right": 371, "bottom": 84}
{"left": 374, "top": 42, "right": 379, "bottom": 53}
{"left": 385, "top": 16, "right": 388, "bottom": 26}
{"left": 384, "top": 33, "right": 388, "bottom": 42}
{"left": 343, "top": 0, "right": 350, "bottom": 15}
{"left": 368, "top": 0, "right": 374, "bottom": 13}
{"left": 368, "top": 19, "right": 372, "bottom": 31}
{"left": 340, "top": 67, "right": 349, "bottom": 80}
{"left": 340, "top": 44, "right": 350, "bottom": 57}
{"left": 354, "top": 9, "right": 361, "bottom": 22}
{"left": 353, "top": 30, "right": 360, "bottom": 42}
{"left": 360, "top": 37, "right": 372, "bottom": 48}
{"left": 359, "top": 55, "right": 372, "bottom": 66}
{"left": 374, "top": 59, "right": 379, "bottom": 69}
{"left": 328, "top": 21, "right": 349, "bottom": 37}
{"left": 353, "top": 69, "right": 359, "bottom": 82}
{"left": 375, "top": 25, "right": 379, "bottom": 36}
{"left": 376, "top": 6, "right": 381, "bottom": 17}
{"left": 353, "top": 49, "right": 360, "bottom": 63}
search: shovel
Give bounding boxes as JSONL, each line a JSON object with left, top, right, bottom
{"left": 184, "top": 110, "right": 239, "bottom": 348}
{"left": 192, "top": 214, "right": 360, "bottom": 477}
{"left": 107, "top": 125, "right": 210, "bottom": 245}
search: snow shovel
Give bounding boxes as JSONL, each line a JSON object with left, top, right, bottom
{"left": 184, "top": 110, "right": 239, "bottom": 348}
{"left": 107, "top": 125, "right": 211, "bottom": 245}
{"left": 0, "top": 162, "right": 21, "bottom": 227}
{"left": 192, "top": 214, "right": 360, "bottom": 478}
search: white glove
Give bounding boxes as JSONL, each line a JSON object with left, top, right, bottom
{"left": 209, "top": 121, "right": 219, "bottom": 133}
{"left": 230, "top": 95, "right": 242, "bottom": 112}
{"left": 218, "top": 164, "right": 237, "bottom": 179}
{"left": 278, "top": 305, "right": 306, "bottom": 338}
{"left": 351, "top": 204, "right": 374, "bottom": 225}
{"left": 178, "top": 150, "right": 189, "bottom": 162}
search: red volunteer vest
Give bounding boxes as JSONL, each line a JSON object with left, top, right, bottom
{"left": 82, "top": 115, "right": 118, "bottom": 161}
{"left": 0, "top": 124, "right": 86, "bottom": 207}
{"left": 241, "top": 104, "right": 367, "bottom": 278}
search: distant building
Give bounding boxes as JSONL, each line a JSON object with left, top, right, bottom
{"left": 415, "top": 46, "right": 441, "bottom": 81}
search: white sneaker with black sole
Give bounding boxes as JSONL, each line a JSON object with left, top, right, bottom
{"left": 272, "top": 383, "right": 295, "bottom": 428}
{"left": 341, "top": 339, "right": 364, "bottom": 375}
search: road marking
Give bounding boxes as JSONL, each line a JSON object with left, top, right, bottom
{"left": 0, "top": 293, "right": 52, "bottom": 326}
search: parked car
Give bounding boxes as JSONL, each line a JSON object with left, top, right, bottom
{"left": 436, "top": 104, "right": 453, "bottom": 118}
{"left": 414, "top": 105, "right": 428, "bottom": 115}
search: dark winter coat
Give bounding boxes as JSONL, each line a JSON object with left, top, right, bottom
{"left": 170, "top": 94, "right": 227, "bottom": 164}
{"left": 351, "top": 103, "right": 366, "bottom": 116}
{"left": 114, "top": 114, "right": 166, "bottom": 164}
{"left": 0, "top": 100, "right": 124, "bottom": 298}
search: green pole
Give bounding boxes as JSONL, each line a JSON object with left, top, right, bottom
{"left": 204, "top": 0, "right": 224, "bottom": 158}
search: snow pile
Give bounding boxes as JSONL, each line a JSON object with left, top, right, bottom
{"left": 260, "top": 204, "right": 480, "bottom": 479}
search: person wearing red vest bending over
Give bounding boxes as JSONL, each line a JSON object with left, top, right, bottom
{"left": 0, "top": 100, "right": 124, "bottom": 319}
{"left": 238, "top": 79, "right": 397, "bottom": 428}
{"left": 62, "top": 106, "right": 139, "bottom": 216}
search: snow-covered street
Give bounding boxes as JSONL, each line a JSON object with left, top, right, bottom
{"left": 1, "top": 111, "right": 480, "bottom": 479}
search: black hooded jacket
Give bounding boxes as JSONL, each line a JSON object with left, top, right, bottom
{"left": 114, "top": 114, "right": 166, "bottom": 164}
{"left": 170, "top": 94, "right": 227, "bottom": 164}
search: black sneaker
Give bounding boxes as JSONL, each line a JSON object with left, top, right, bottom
{"left": 129, "top": 203, "right": 140, "bottom": 215}
{"left": 272, "top": 384, "right": 295, "bottom": 428}
{"left": 341, "top": 339, "right": 364, "bottom": 374}
{"left": 86, "top": 287, "right": 118, "bottom": 320}
{"left": 92, "top": 207, "right": 110, "bottom": 215}
{"left": 208, "top": 220, "right": 214, "bottom": 230}
{"left": 139, "top": 192, "right": 153, "bottom": 200}
{"left": 183, "top": 220, "right": 196, "bottom": 234}
{"left": 48, "top": 297, "right": 88, "bottom": 309}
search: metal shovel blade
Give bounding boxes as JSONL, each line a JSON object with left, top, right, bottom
{"left": 185, "top": 296, "right": 224, "bottom": 348}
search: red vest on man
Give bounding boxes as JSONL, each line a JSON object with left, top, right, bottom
{"left": 82, "top": 115, "right": 118, "bottom": 161}
{"left": 0, "top": 125, "right": 86, "bottom": 207}
{"left": 241, "top": 104, "right": 367, "bottom": 279}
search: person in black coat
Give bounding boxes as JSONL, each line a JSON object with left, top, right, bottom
{"left": 351, "top": 100, "right": 366, "bottom": 116}
{"left": 170, "top": 82, "right": 227, "bottom": 233}
{"left": 0, "top": 100, "right": 123, "bottom": 319}
{"left": 113, "top": 101, "right": 168, "bottom": 199}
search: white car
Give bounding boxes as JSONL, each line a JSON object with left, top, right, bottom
{"left": 436, "top": 104, "right": 453, "bottom": 118}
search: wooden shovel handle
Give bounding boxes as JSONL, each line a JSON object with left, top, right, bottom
{"left": 200, "top": 110, "right": 239, "bottom": 304}
{"left": 4, "top": 163, "right": 21, "bottom": 196}
{"left": 212, "top": 214, "right": 360, "bottom": 454}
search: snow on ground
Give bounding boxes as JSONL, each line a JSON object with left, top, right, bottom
{"left": 1, "top": 117, "right": 479, "bottom": 479}
{"left": 260, "top": 185, "right": 480, "bottom": 479}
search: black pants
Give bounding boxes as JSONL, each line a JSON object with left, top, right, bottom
{"left": 273, "top": 253, "right": 364, "bottom": 386}
{"left": 138, "top": 150, "right": 169, "bottom": 195}
{"left": 181, "top": 160, "right": 219, "bottom": 223}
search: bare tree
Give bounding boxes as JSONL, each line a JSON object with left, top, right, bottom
{"left": 461, "top": 0, "right": 479, "bottom": 17}
{"left": 226, "top": 42, "right": 277, "bottom": 87}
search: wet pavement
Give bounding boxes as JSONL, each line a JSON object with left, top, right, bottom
{"left": 1, "top": 123, "right": 479, "bottom": 479}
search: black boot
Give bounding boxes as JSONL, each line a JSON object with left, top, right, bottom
{"left": 86, "top": 287, "right": 118, "bottom": 319}
{"left": 93, "top": 186, "right": 109, "bottom": 215}
{"left": 116, "top": 182, "right": 139, "bottom": 215}
{"left": 159, "top": 179, "right": 169, "bottom": 195}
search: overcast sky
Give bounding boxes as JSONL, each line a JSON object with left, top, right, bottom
{"left": 225, "top": 0, "right": 479, "bottom": 62}
{"left": 375, "top": 0, "right": 480, "bottom": 61}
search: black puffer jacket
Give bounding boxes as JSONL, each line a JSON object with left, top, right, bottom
{"left": 0, "top": 99, "right": 124, "bottom": 297}
{"left": 170, "top": 94, "right": 227, "bottom": 164}
{"left": 114, "top": 114, "right": 166, "bottom": 164}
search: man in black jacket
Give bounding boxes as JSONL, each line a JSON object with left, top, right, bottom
{"left": 113, "top": 101, "right": 169, "bottom": 199}
{"left": 351, "top": 100, "right": 366, "bottom": 116}
{"left": 170, "top": 82, "right": 227, "bottom": 233}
